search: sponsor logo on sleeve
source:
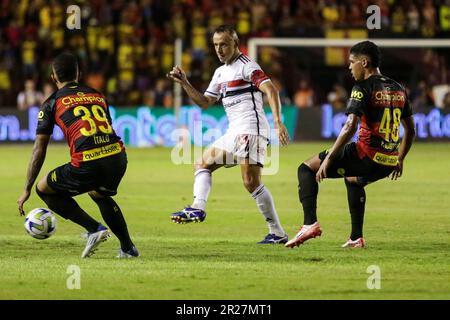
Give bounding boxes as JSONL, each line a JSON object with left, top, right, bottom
{"left": 350, "top": 90, "right": 364, "bottom": 100}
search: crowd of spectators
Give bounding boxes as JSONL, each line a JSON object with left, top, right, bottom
{"left": 1, "top": 0, "right": 450, "bottom": 110}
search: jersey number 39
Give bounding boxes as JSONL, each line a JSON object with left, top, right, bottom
{"left": 74, "top": 105, "right": 113, "bottom": 136}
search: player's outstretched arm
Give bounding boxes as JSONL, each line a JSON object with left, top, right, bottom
{"left": 316, "top": 114, "right": 359, "bottom": 182}
{"left": 17, "top": 134, "right": 50, "bottom": 215}
{"left": 166, "top": 65, "right": 216, "bottom": 109}
{"left": 392, "top": 116, "right": 415, "bottom": 180}
{"left": 259, "top": 81, "right": 290, "bottom": 146}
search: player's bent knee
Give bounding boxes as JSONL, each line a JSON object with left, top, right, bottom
{"left": 345, "top": 177, "right": 366, "bottom": 187}
{"left": 297, "top": 163, "right": 304, "bottom": 176}
{"left": 35, "top": 185, "right": 55, "bottom": 203}
{"left": 36, "top": 176, "right": 56, "bottom": 195}
{"left": 88, "top": 190, "right": 105, "bottom": 200}
{"left": 195, "top": 163, "right": 209, "bottom": 171}
{"left": 244, "top": 183, "right": 257, "bottom": 193}
{"left": 35, "top": 185, "right": 46, "bottom": 200}
{"left": 345, "top": 177, "right": 357, "bottom": 184}
{"left": 303, "top": 155, "right": 321, "bottom": 172}
{"left": 242, "top": 177, "right": 259, "bottom": 193}
{"left": 298, "top": 163, "right": 315, "bottom": 177}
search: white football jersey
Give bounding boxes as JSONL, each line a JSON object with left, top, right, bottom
{"left": 204, "top": 53, "right": 271, "bottom": 138}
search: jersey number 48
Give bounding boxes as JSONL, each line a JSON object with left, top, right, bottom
{"left": 379, "top": 107, "right": 401, "bottom": 142}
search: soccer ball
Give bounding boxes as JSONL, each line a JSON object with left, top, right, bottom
{"left": 24, "top": 208, "right": 57, "bottom": 239}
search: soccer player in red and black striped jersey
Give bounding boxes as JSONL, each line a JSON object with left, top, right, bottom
{"left": 17, "top": 53, "right": 139, "bottom": 258}
{"left": 285, "top": 41, "right": 416, "bottom": 249}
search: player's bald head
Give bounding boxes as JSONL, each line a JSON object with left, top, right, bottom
{"left": 213, "top": 25, "right": 239, "bottom": 47}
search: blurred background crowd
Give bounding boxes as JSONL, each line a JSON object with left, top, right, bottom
{"left": 1, "top": 0, "right": 450, "bottom": 110}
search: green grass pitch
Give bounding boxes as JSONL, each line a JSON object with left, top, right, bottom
{"left": 1, "top": 142, "right": 449, "bottom": 299}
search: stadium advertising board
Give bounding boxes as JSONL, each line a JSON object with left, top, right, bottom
{"left": 0, "top": 106, "right": 298, "bottom": 146}
{"left": 1, "top": 105, "right": 449, "bottom": 145}
{"left": 295, "top": 104, "right": 450, "bottom": 141}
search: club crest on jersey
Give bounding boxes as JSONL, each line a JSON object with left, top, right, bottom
{"left": 220, "top": 83, "right": 228, "bottom": 97}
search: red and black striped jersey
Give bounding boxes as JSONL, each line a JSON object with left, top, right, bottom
{"left": 346, "top": 74, "right": 413, "bottom": 166}
{"left": 36, "top": 82, "right": 125, "bottom": 167}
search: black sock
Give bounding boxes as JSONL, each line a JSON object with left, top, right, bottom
{"left": 36, "top": 188, "right": 99, "bottom": 232}
{"left": 91, "top": 195, "right": 134, "bottom": 251}
{"left": 345, "top": 179, "right": 366, "bottom": 240}
{"left": 298, "top": 163, "right": 319, "bottom": 225}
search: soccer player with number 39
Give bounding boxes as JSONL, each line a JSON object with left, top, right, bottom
{"left": 17, "top": 53, "right": 138, "bottom": 258}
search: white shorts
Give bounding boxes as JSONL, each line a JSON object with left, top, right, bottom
{"left": 210, "top": 132, "right": 269, "bottom": 167}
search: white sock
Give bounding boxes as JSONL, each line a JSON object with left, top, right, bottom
{"left": 252, "top": 184, "right": 286, "bottom": 236}
{"left": 191, "top": 169, "right": 211, "bottom": 211}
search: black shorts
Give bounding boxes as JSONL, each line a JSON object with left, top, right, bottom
{"left": 318, "top": 142, "right": 394, "bottom": 186}
{"left": 47, "top": 152, "right": 127, "bottom": 196}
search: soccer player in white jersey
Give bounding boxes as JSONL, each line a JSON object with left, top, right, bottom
{"left": 166, "top": 25, "right": 290, "bottom": 244}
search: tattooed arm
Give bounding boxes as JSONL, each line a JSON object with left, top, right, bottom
{"left": 17, "top": 134, "right": 50, "bottom": 215}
